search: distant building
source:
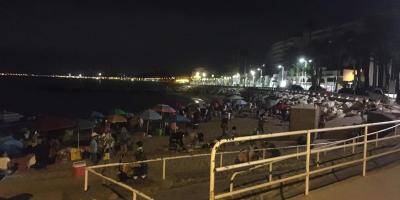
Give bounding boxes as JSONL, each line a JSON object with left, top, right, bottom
{"left": 269, "top": 20, "right": 365, "bottom": 68}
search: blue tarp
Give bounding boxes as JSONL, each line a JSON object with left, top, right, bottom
{"left": 0, "top": 136, "right": 23, "bottom": 157}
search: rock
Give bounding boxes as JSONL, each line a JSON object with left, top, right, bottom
{"left": 108, "top": 193, "right": 119, "bottom": 200}
{"left": 161, "top": 180, "right": 174, "bottom": 189}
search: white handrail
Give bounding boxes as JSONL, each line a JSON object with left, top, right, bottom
{"left": 85, "top": 168, "right": 154, "bottom": 200}
{"left": 210, "top": 119, "right": 400, "bottom": 200}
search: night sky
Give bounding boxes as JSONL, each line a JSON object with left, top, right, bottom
{"left": 0, "top": 0, "right": 395, "bottom": 75}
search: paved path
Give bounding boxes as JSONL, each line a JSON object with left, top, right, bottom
{"left": 292, "top": 161, "right": 400, "bottom": 200}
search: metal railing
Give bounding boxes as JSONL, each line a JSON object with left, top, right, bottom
{"left": 209, "top": 120, "right": 400, "bottom": 200}
{"left": 82, "top": 141, "right": 313, "bottom": 199}
{"left": 84, "top": 168, "right": 154, "bottom": 200}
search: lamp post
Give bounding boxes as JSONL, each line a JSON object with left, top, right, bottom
{"left": 257, "top": 68, "right": 262, "bottom": 87}
{"left": 278, "top": 65, "right": 284, "bottom": 83}
{"left": 250, "top": 70, "right": 255, "bottom": 87}
{"left": 298, "top": 57, "right": 312, "bottom": 85}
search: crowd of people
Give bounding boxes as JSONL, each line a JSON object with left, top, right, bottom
{"left": 2, "top": 89, "right": 382, "bottom": 183}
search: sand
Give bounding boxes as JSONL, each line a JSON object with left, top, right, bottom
{"left": 0, "top": 114, "right": 370, "bottom": 200}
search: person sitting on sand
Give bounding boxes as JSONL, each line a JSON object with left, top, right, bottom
{"left": 186, "top": 127, "right": 198, "bottom": 148}
{"left": 0, "top": 151, "right": 15, "bottom": 177}
{"left": 235, "top": 143, "right": 259, "bottom": 163}
{"left": 230, "top": 126, "right": 237, "bottom": 138}
{"left": 133, "top": 141, "right": 148, "bottom": 180}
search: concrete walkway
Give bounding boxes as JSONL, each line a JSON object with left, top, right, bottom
{"left": 292, "top": 162, "right": 400, "bottom": 200}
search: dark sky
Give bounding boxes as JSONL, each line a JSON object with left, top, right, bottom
{"left": 0, "top": 0, "right": 395, "bottom": 75}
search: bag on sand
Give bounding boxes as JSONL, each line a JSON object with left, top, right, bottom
{"left": 103, "top": 152, "right": 110, "bottom": 161}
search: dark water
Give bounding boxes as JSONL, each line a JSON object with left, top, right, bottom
{"left": 0, "top": 77, "right": 189, "bottom": 118}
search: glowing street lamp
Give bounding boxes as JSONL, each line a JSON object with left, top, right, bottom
{"left": 98, "top": 72, "right": 102, "bottom": 76}
{"left": 257, "top": 68, "right": 263, "bottom": 87}
{"left": 250, "top": 70, "right": 256, "bottom": 86}
{"left": 250, "top": 70, "right": 255, "bottom": 76}
{"left": 278, "top": 65, "right": 285, "bottom": 87}
{"left": 202, "top": 72, "right": 207, "bottom": 78}
{"left": 298, "top": 57, "right": 312, "bottom": 84}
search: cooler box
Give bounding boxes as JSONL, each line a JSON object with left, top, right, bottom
{"left": 70, "top": 148, "right": 82, "bottom": 161}
{"left": 72, "top": 161, "right": 86, "bottom": 177}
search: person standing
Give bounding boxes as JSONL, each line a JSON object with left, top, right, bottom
{"left": 33, "top": 138, "right": 50, "bottom": 169}
{"left": 103, "top": 132, "right": 115, "bottom": 161}
{"left": 220, "top": 117, "right": 229, "bottom": 137}
{"left": 90, "top": 133, "right": 99, "bottom": 164}
{"left": 119, "top": 127, "right": 129, "bottom": 155}
{"left": 257, "top": 114, "right": 265, "bottom": 134}
{"left": 138, "top": 117, "right": 144, "bottom": 129}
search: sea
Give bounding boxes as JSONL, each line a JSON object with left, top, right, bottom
{"left": 0, "top": 77, "right": 190, "bottom": 118}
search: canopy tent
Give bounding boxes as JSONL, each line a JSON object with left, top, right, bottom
{"left": 168, "top": 114, "right": 191, "bottom": 123}
{"left": 153, "top": 104, "right": 176, "bottom": 114}
{"left": 106, "top": 115, "right": 128, "bottom": 123}
{"left": 140, "top": 109, "right": 162, "bottom": 120}
{"left": 140, "top": 109, "right": 162, "bottom": 134}
{"left": 33, "top": 116, "right": 76, "bottom": 133}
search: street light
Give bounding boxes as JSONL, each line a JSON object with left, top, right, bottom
{"left": 257, "top": 68, "right": 263, "bottom": 87}
{"left": 298, "top": 57, "right": 311, "bottom": 84}
{"left": 278, "top": 65, "right": 285, "bottom": 87}
{"left": 98, "top": 72, "right": 102, "bottom": 76}
{"left": 250, "top": 70, "right": 255, "bottom": 86}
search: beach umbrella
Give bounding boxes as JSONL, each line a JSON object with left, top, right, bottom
{"left": 168, "top": 114, "right": 191, "bottom": 123}
{"left": 264, "top": 98, "right": 279, "bottom": 109}
{"left": 140, "top": 109, "right": 162, "bottom": 134}
{"left": 153, "top": 104, "right": 176, "bottom": 113}
{"left": 33, "top": 116, "right": 76, "bottom": 133}
{"left": 106, "top": 115, "right": 127, "bottom": 123}
{"left": 91, "top": 111, "right": 105, "bottom": 119}
{"left": 228, "top": 95, "right": 244, "bottom": 101}
{"left": 114, "top": 108, "right": 127, "bottom": 116}
{"left": 140, "top": 109, "right": 162, "bottom": 120}
{"left": 235, "top": 99, "right": 248, "bottom": 105}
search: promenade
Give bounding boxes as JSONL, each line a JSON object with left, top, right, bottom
{"left": 292, "top": 161, "right": 400, "bottom": 200}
